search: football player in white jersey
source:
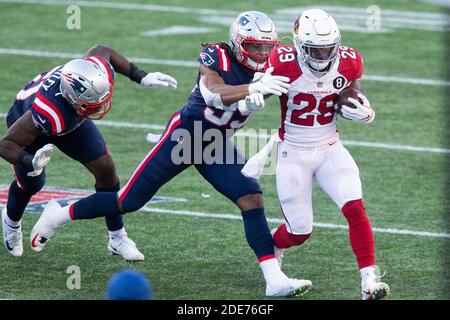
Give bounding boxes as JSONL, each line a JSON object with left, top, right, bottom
{"left": 246, "top": 9, "right": 389, "bottom": 300}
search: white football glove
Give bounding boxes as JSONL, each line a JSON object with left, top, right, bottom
{"left": 140, "top": 72, "right": 177, "bottom": 89}
{"left": 27, "top": 144, "right": 54, "bottom": 177}
{"left": 248, "top": 67, "right": 290, "bottom": 96}
{"left": 238, "top": 93, "right": 265, "bottom": 115}
{"left": 340, "top": 93, "right": 375, "bottom": 124}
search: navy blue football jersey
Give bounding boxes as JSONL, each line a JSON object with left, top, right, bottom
{"left": 182, "top": 45, "right": 254, "bottom": 130}
{"left": 9, "top": 56, "right": 115, "bottom": 136}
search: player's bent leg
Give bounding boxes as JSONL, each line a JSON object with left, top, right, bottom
{"left": 30, "top": 192, "right": 121, "bottom": 252}
{"left": 275, "top": 145, "right": 314, "bottom": 267}
{"left": 31, "top": 112, "right": 187, "bottom": 253}
{"left": 316, "top": 143, "right": 389, "bottom": 299}
{"left": 197, "top": 147, "right": 311, "bottom": 297}
{"left": 86, "top": 155, "right": 144, "bottom": 261}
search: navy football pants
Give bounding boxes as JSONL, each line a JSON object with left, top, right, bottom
{"left": 117, "top": 111, "right": 262, "bottom": 212}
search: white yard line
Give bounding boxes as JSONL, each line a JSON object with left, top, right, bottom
{"left": 0, "top": 0, "right": 239, "bottom": 15}
{"left": 0, "top": 113, "right": 448, "bottom": 154}
{"left": 0, "top": 48, "right": 448, "bottom": 87}
{"left": 143, "top": 207, "right": 450, "bottom": 239}
{"left": 1, "top": 0, "right": 448, "bottom": 33}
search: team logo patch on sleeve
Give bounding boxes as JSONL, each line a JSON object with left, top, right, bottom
{"left": 333, "top": 76, "right": 346, "bottom": 89}
{"left": 200, "top": 52, "right": 215, "bottom": 67}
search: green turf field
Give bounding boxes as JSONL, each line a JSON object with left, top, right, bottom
{"left": 0, "top": 0, "right": 449, "bottom": 300}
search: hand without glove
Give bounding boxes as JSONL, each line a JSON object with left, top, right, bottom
{"left": 140, "top": 72, "right": 177, "bottom": 89}
{"left": 238, "top": 93, "right": 265, "bottom": 114}
{"left": 27, "top": 144, "right": 53, "bottom": 177}
{"left": 340, "top": 93, "right": 375, "bottom": 124}
{"left": 248, "top": 67, "right": 290, "bottom": 96}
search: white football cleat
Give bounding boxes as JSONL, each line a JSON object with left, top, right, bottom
{"left": 30, "top": 200, "right": 66, "bottom": 252}
{"left": 361, "top": 266, "right": 390, "bottom": 300}
{"left": 108, "top": 233, "right": 144, "bottom": 262}
{"left": 362, "top": 281, "right": 390, "bottom": 300}
{"left": 266, "top": 276, "right": 312, "bottom": 297}
{"left": 271, "top": 228, "right": 285, "bottom": 267}
{"left": 2, "top": 207, "right": 23, "bottom": 257}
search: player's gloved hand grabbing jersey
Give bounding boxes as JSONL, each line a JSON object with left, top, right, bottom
{"left": 341, "top": 93, "right": 375, "bottom": 124}
{"left": 140, "top": 72, "right": 178, "bottom": 89}
{"left": 238, "top": 93, "right": 265, "bottom": 114}
{"left": 249, "top": 67, "right": 290, "bottom": 96}
{"left": 27, "top": 144, "right": 54, "bottom": 177}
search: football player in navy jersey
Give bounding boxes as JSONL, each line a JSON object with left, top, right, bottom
{"left": 0, "top": 44, "right": 177, "bottom": 261}
{"left": 31, "top": 12, "right": 312, "bottom": 297}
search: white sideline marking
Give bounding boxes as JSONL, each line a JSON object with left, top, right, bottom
{"left": 0, "top": 113, "right": 448, "bottom": 154}
{"left": 0, "top": 0, "right": 448, "bottom": 33}
{"left": 141, "top": 26, "right": 217, "bottom": 37}
{"left": 0, "top": 48, "right": 449, "bottom": 87}
{"left": 142, "top": 207, "right": 450, "bottom": 239}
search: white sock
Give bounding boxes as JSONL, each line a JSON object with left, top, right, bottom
{"left": 3, "top": 212, "right": 21, "bottom": 229}
{"left": 52, "top": 204, "right": 71, "bottom": 227}
{"left": 360, "top": 266, "right": 376, "bottom": 283}
{"left": 109, "top": 227, "right": 126, "bottom": 238}
{"left": 260, "top": 258, "right": 285, "bottom": 283}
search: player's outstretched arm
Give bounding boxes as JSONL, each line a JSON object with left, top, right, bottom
{"left": 200, "top": 65, "right": 290, "bottom": 108}
{"left": 0, "top": 111, "right": 52, "bottom": 176}
{"left": 85, "top": 44, "right": 177, "bottom": 89}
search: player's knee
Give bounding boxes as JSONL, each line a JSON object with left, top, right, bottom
{"left": 337, "top": 175, "right": 362, "bottom": 207}
{"left": 237, "top": 193, "right": 263, "bottom": 211}
{"left": 119, "top": 197, "right": 146, "bottom": 214}
{"left": 283, "top": 205, "right": 313, "bottom": 235}
{"left": 289, "top": 223, "right": 313, "bottom": 236}
{"left": 17, "top": 178, "right": 45, "bottom": 195}
{"left": 86, "top": 155, "right": 118, "bottom": 187}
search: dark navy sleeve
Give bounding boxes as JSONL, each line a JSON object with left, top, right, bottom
{"left": 30, "top": 87, "right": 66, "bottom": 136}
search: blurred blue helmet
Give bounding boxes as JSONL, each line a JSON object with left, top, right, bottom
{"left": 106, "top": 270, "right": 152, "bottom": 300}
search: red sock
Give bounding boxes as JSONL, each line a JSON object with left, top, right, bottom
{"left": 273, "top": 224, "right": 311, "bottom": 249}
{"left": 342, "top": 199, "right": 375, "bottom": 269}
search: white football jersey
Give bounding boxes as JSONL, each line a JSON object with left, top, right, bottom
{"left": 268, "top": 45, "right": 363, "bottom": 146}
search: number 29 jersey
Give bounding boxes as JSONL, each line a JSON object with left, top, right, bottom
{"left": 268, "top": 45, "right": 363, "bottom": 146}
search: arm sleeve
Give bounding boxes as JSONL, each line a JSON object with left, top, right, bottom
{"left": 352, "top": 50, "right": 363, "bottom": 80}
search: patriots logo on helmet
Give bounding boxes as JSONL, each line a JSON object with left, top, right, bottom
{"left": 239, "top": 16, "right": 250, "bottom": 26}
{"left": 63, "top": 74, "right": 88, "bottom": 96}
{"left": 200, "top": 52, "right": 215, "bottom": 67}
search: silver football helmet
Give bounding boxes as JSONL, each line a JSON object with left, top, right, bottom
{"left": 229, "top": 11, "right": 279, "bottom": 71}
{"left": 60, "top": 58, "right": 114, "bottom": 119}
{"left": 293, "top": 9, "right": 341, "bottom": 75}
